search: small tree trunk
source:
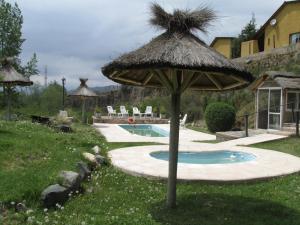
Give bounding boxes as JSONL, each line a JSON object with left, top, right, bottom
{"left": 296, "top": 111, "right": 299, "bottom": 137}
{"left": 167, "top": 91, "right": 181, "bottom": 208}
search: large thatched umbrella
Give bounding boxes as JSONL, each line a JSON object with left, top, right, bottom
{"left": 69, "top": 78, "right": 98, "bottom": 123}
{"left": 102, "top": 4, "right": 254, "bottom": 208}
{"left": 0, "top": 58, "right": 33, "bottom": 120}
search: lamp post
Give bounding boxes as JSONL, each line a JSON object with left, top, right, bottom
{"left": 62, "top": 77, "right": 66, "bottom": 110}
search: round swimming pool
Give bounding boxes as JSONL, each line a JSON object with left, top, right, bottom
{"left": 150, "top": 150, "right": 256, "bottom": 164}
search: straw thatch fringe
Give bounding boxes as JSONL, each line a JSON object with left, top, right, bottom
{"left": 150, "top": 3, "right": 216, "bottom": 33}
{"left": 102, "top": 32, "right": 253, "bottom": 83}
{"left": 68, "top": 78, "right": 98, "bottom": 97}
{"left": 0, "top": 58, "right": 33, "bottom": 86}
{"left": 101, "top": 3, "right": 253, "bottom": 91}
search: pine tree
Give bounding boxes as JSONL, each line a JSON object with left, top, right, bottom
{"left": 232, "top": 14, "right": 257, "bottom": 58}
{"left": 24, "top": 53, "right": 39, "bottom": 77}
{"left": 239, "top": 14, "right": 257, "bottom": 41}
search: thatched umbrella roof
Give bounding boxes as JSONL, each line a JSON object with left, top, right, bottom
{"left": 102, "top": 5, "right": 253, "bottom": 91}
{"left": 0, "top": 58, "right": 33, "bottom": 120}
{"left": 101, "top": 3, "right": 254, "bottom": 208}
{"left": 68, "top": 78, "right": 97, "bottom": 123}
{"left": 0, "top": 58, "right": 33, "bottom": 86}
{"left": 68, "top": 78, "right": 98, "bottom": 98}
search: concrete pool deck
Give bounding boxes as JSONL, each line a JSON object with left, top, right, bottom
{"left": 93, "top": 123, "right": 216, "bottom": 144}
{"left": 94, "top": 123, "right": 300, "bottom": 182}
{"left": 109, "top": 144, "right": 300, "bottom": 182}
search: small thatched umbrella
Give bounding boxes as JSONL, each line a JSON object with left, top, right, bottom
{"left": 0, "top": 58, "right": 33, "bottom": 120}
{"left": 68, "top": 78, "right": 98, "bottom": 123}
{"left": 102, "top": 3, "right": 254, "bottom": 208}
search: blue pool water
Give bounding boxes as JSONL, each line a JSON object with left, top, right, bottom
{"left": 119, "top": 124, "right": 169, "bottom": 137}
{"left": 150, "top": 150, "right": 256, "bottom": 164}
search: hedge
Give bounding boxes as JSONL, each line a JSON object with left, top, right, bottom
{"left": 204, "top": 102, "right": 236, "bottom": 133}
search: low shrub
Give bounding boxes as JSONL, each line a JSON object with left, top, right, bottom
{"left": 204, "top": 102, "right": 236, "bottom": 133}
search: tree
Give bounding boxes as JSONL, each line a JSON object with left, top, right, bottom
{"left": 23, "top": 53, "right": 39, "bottom": 77}
{"left": 0, "top": 0, "right": 24, "bottom": 58}
{"left": 0, "top": 0, "right": 38, "bottom": 118}
{"left": 40, "top": 82, "right": 63, "bottom": 114}
{"left": 232, "top": 14, "right": 257, "bottom": 58}
{"left": 0, "top": 0, "right": 38, "bottom": 76}
{"left": 240, "top": 14, "right": 257, "bottom": 41}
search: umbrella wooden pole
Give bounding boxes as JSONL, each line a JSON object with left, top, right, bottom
{"left": 167, "top": 91, "right": 181, "bottom": 208}
{"left": 82, "top": 97, "right": 86, "bottom": 123}
{"left": 7, "top": 86, "right": 12, "bottom": 121}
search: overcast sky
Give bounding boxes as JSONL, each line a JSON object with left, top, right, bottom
{"left": 8, "top": 0, "right": 285, "bottom": 89}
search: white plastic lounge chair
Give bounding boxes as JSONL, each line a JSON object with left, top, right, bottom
{"left": 180, "top": 114, "right": 187, "bottom": 128}
{"left": 132, "top": 107, "right": 141, "bottom": 118}
{"left": 142, "top": 106, "right": 153, "bottom": 118}
{"left": 107, "top": 106, "right": 116, "bottom": 117}
{"left": 118, "top": 106, "right": 129, "bottom": 118}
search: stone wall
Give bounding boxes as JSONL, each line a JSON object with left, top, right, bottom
{"left": 232, "top": 43, "right": 300, "bottom": 75}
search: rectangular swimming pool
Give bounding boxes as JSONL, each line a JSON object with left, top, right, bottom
{"left": 119, "top": 124, "right": 169, "bottom": 137}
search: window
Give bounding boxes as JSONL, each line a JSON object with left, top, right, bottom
{"left": 290, "top": 32, "right": 300, "bottom": 44}
{"left": 286, "top": 91, "right": 300, "bottom": 111}
{"left": 268, "top": 38, "right": 270, "bottom": 46}
{"left": 273, "top": 35, "right": 276, "bottom": 48}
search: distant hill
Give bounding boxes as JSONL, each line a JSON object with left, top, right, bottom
{"left": 69, "top": 85, "right": 120, "bottom": 96}
{"left": 91, "top": 85, "right": 120, "bottom": 93}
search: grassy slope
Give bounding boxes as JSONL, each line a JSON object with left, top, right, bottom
{"left": 0, "top": 121, "right": 106, "bottom": 204}
{"left": 1, "top": 122, "right": 300, "bottom": 225}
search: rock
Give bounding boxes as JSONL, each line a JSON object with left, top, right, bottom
{"left": 15, "top": 203, "right": 27, "bottom": 212}
{"left": 82, "top": 152, "right": 96, "bottom": 163}
{"left": 58, "top": 125, "right": 72, "bottom": 133}
{"left": 95, "top": 155, "right": 108, "bottom": 165}
{"left": 92, "top": 145, "right": 100, "bottom": 154}
{"left": 82, "top": 152, "right": 98, "bottom": 167}
{"left": 58, "top": 171, "right": 81, "bottom": 190}
{"left": 41, "top": 184, "right": 68, "bottom": 208}
{"left": 77, "top": 161, "right": 91, "bottom": 181}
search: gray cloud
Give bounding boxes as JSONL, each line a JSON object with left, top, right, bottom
{"left": 8, "top": 0, "right": 284, "bottom": 89}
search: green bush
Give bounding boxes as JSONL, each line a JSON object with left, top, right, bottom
{"left": 204, "top": 102, "right": 236, "bottom": 133}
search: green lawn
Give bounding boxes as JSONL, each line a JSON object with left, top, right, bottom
{"left": 0, "top": 121, "right": 106, "bottom": 204}
{"left": 251, "top": 137, "right": 300, "bottom": 157}
{"left": 1, "top": 121, "right": 300, "bottom": 225}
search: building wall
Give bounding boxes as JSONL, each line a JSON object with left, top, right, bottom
{"left": 211, "top": 39, "right": 232, "bottom": 59}
{"left": 264, "top": 3, "right": 300, "bottom": 51}
{"left": 233, "top": 42, "right": 300, "bottom": 73}
{"left": 241, "top": 40, "right": 259, "bottom": 57}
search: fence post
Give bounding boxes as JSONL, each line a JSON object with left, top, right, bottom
{"left": 296, "top": 111, "right": 299, "bottom": 137}
{"left": 245, "top": 113, "right": 249, "bottom": 137}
